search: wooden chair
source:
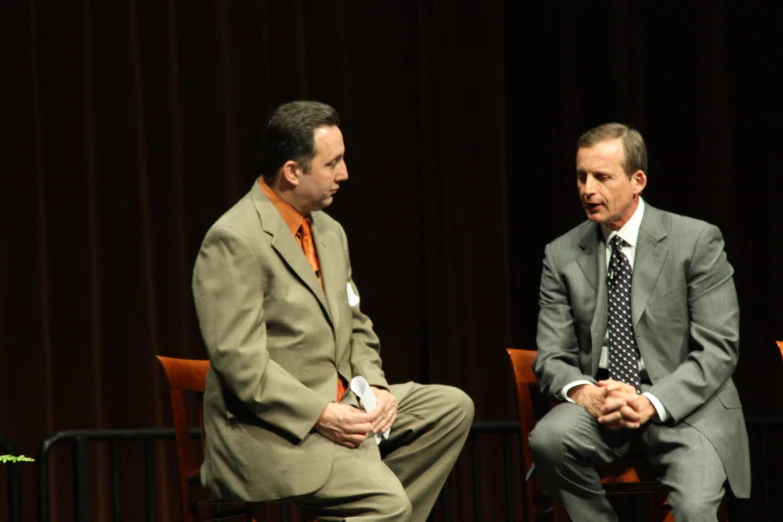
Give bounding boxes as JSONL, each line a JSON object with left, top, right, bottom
{"left": 156, "top": 355, "right": 253, "bottom": 522}
{"left": 506, "top": 348, "right": 673, "bottom": 522}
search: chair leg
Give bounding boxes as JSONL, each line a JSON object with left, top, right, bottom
{"left": 553, "top": 500, "right": 569, "bottom": 522}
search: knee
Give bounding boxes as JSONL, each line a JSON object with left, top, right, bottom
{"left": 451, "top": 387, "right": 475, "bottom": 423}
{"left": 439, "top": 386, "right": 474, "bottom": 430}
{"left": 380, "top": 490, "right": 413, "bottom": 519}
{"left": 669, "top": 498, "right": 713, "bottom": 521}
{"left": 528, "top": 417, "right": 569, "bottom": 465}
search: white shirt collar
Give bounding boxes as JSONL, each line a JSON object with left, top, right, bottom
{"left": 601, "top": 197, "right": 645, "bottom": 248}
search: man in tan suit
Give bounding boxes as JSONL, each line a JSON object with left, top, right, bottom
{"left": 193, "top": 101, "right": 473, "bottom": 521}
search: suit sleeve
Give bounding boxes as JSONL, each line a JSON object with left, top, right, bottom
{"left": 337, "top": 224, "right": 389, "bottom": 389}
{"left": 646, "top": 224, "right": 740, "bottom": 423}
{"left": 193, "top": 226, "right": 331, "bottom": 442}
{"left": 534, "top": 242, "right": 597, "bottom": 399}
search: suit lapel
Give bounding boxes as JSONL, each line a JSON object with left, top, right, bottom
{"left": 631, "top": 205, "right": 669, "bottom": 327}
{"left": 310, "top": 214, "right": 342, "bottom": 338}
{"left": 577, "top": 225, "right": 600, "bottom": 293}
{"left": 250, "top": 183, "right": 333, "bottom": 325}
{"left": 578, "top": 225, "right": 609, "bottom": 376}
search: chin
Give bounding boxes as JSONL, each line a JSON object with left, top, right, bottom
{"left": 585, "top": 212, "right": 603, "bottom": 223}
{"left": 316, "top": 197, "right": 334, "bottom": 210}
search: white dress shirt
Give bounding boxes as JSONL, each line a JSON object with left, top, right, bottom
{"left": 560, "top": 198, "right": 668, "bottom": 422}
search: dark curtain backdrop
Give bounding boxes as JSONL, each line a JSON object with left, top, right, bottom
{"left": 1, "top": 1, "right": 781, "bottom": 521}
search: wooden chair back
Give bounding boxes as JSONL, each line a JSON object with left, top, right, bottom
{"left": 505, "top": 348, "right": 673, "bottom": 522}
{"left": 156, "top": 355, "right": 252, "bottom": 522}
{"left": 505, "top": 348, "right": 544, "bottom": 520}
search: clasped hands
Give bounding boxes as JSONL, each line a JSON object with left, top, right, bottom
{"left": 569, "top": 379, "right": 656, "bottom": 430}
{"left": 315, "top": 386, "right": 397, "bottom": 448}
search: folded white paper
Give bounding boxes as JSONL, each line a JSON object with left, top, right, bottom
{"left": 349, "top": 376, "right": 390, "bottom": 444}
{"left": 347, "top": 281, "right": 361, "bottom": 306}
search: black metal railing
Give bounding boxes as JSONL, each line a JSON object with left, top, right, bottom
{"left": 466, "top": 421, "right": 519, "bottom": 522}
{"left": 750, "top": 417, "right": 783, "bottom": 522}
{"left": 1, "top": 435, "right": 21, "bottom": 522}
{"left": 37, "top": 428, "right": 197, "bottom": 522}
{"left": 31, "top": 418, "right": 783, "bottom": 521}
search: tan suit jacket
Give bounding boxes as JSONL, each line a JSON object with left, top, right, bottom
{"left": 193, "top": 181, "right": 412, "bottom": 501}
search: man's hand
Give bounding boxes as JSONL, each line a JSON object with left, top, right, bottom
{"left": 367, "top": 386, "right": 398, "bottom": 435}
{"left": 597, "top": 380, "right": 656, "bottom": 429}
{"left": 314, "top": 403, "right": 374, "bottom": 448}
{"left": 567, "top": 383, "right": 608, "bottom": 419}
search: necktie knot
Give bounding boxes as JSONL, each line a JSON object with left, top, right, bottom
{"left": 611, "top": 235, "right": 625, "bottom": 252}
{"left": 298, "top": 218, "right": 312, "bottom": 240}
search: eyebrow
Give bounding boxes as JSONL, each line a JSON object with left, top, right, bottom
{"left": 576, "top": 168, "right": 612, "bottom": 176}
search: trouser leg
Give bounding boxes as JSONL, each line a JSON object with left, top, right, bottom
{"left": 643, "top": 422, "right": 727, "bottom": 522}
{"left": 289, "top": 437, "right": 412, "bottom": 522}
{"left": 529, "top": 403, "right": 640, "bottom": 522}
{"left": 382, "top": 383, "right": 474, "bottom": 522}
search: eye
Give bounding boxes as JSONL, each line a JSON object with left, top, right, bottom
{"left": 326, "top": 156, "right": 343, "bottom": 169}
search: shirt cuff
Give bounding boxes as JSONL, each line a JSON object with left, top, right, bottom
{"left": 560, "top": 380, "right": 593, "bottom": 402}
{"left": 642, "top": 392, "right": 668, "bottom": 423}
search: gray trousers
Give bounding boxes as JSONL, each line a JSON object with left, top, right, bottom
{"left": 529, "top": 403, "right": 727, "bottom": 522}
{"left": 290, "top": 383, "right": 474, "bottom": 522}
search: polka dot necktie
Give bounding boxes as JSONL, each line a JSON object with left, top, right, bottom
{"left": 607, "top": 236, "right": 642, "bottom": 394}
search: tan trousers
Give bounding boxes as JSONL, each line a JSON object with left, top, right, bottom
{"left": 290, "top": 383, "right": 474, "bottom": 522}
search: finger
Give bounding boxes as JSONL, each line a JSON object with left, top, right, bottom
{"left": 598, "top": 410, "right": 623, "bottom": 424}
{"left": 605, "top": 389, "right": 636, "bottom": 403}
{"left": 340, "top": 432, "right": 368, "bottom": 449}
{"left": 601, "top": 397, "right": 625, "bottom": 414}
{"left": 618, "top": 406, "right": 640, "bottom": 423}
{"left": 619, "top": 385, "right": 637, "bottom": 396}
{"left": 603, "top": 382, "right": 633, "bottom": 395}
{"left": 342, "top": 420, "right": 374, "bottom": 435}
{"left": 375, "top": 398, "right": 397, "bottom": 419}
{"left": 608, "top": 413, "right": 643, "bottom": 430}
{"left": 371, "top": 407, "right": 397, "bottom": 431}
{"left": 598, "top": 410, "right": 623, "bottom": 425}
{"left": 374, "top": 409, "right": 396, "bottom": 433}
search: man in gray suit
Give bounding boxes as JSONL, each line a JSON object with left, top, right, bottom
{"left": 529, "top": 123, "right": 750, "bottom": 521}
{"left": 193, "top": 101, "right": 473, "bottom": 521}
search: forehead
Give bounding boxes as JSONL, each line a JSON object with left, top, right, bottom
{"left": 313, "top": 126, "right": 344, "bottom": 158}
{"left": 576, "top": 138, "right": 625, "bottom": 171}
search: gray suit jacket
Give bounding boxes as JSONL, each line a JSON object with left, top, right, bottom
{"left": 192, "top": 182, "right": 413, "bottom": 501}
{"left": 533, "top": 204, "right": 750, "bottom": 498}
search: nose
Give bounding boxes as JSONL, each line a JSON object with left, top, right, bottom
{"left": 336, "top": 160, "right": 349, "bottom": 182}
{"left": 581, "top": 174, "right": 596, "bottom": 197}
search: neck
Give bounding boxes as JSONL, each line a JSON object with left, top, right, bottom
{"left": 606, "top": 196, "right": 639, "bottom": 231}
{"left": 266, "top": 176, "right": 308, "bottom": 215}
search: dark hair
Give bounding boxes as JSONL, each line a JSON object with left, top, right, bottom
{"left": 577, "top": 123, "right": 647, "bottom": 177}
{"left": 259, "top": 101, "right": 341, "bottom": 181}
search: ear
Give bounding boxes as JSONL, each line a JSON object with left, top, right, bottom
{"left": 631, "top": 170, "right": 647, "bottom": 195}
{"left": 281, "top": 160, "right": 302, "bottom": 187}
